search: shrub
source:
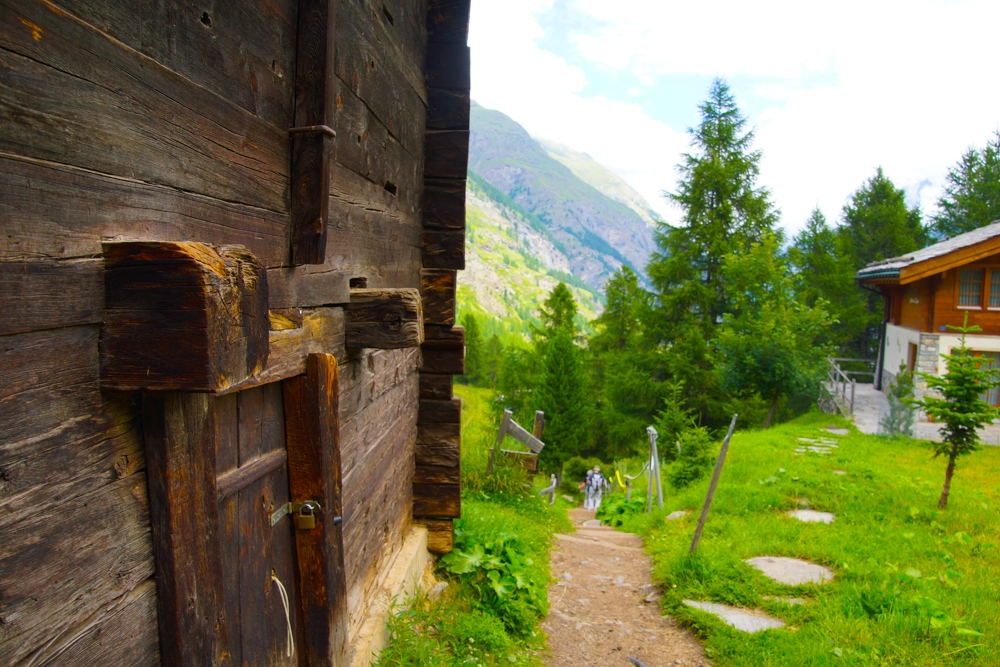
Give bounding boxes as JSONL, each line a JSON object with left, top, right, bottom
{"left": 668, "top": 426, "right": 715, "bottom": 489}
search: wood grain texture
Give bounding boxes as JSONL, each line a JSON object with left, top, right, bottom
{"left": 425, "top": 43, "right": 471, "bottom": 90}
{"left": 424, "top": 130, "right": 469, "bottom": 180}
{"left": 422, "top": 177, "right": 467, "bottom": 231}
{"left": 412, "top": 483, "right": 460, "bottom": 518}
{"left": 426, "top": 88, "right": 471, "bottom": 131}
{"left": 283, "top": 354, "right": 350, "bottom": 667}
{"left": 423, "top": 324, "right": 465, "bottom": 348}
{"left": 142, "top": 393, "right": 229, "bottom": 667}
{"left": 414, "top": 465, "right": 460, "bottom": 485}
{"left": 415, "top": 518, "right": 454, "bottom": 554}
{"left": 420, "top": 346, "right": 465, "bottom": 375}
{"left": 216, "top": 448, "right": 288, "bottom": 501}
{"left": 0, "top": 257, "right": 103, "bottom": 336}
{"left": 427, "top": 0, "right": 472, "bottom": 44}
{"left": 101, "top": 242, "right": 269, "bottom": 392}
{"left": 0, "top": 0, "right": 290, "bottom": 213}
{"left": 421, "top": 269, "right": 457, "bottom": 326}
{"left": 53, "top": 0, "right": 297, "bottom": 128}
{"left": 0, "top": 153, "right": 289, "bottom": 267}
{"left": 418, "top": 397, "right": 462, "bottom": 424}
{"left": 347, "top": 288, "right": 424, "bottom": 349}
{"left": 415, "top": 423, "right": 460, "bottom": 467}
{"left": 422, "top": 229, "right": 466, "bottom": 270}
{"left": 419, "top": 374, "right": 453, "bottom": 400}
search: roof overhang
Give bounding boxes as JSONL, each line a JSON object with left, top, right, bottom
{"left": 897, "top": 235, "right": 1000, "bottom": 284}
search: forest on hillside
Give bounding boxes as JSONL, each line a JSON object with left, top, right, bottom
{"left": 458, "top": 78, "right": 1000, "bottom": 472}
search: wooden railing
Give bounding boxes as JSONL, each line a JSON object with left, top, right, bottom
{"left": 823, "top": 358, "right": 876, "bottom": 416}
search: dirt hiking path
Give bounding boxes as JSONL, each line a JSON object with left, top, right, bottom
{"left": 542, "top": 508, "right": 712, "bottom": 667}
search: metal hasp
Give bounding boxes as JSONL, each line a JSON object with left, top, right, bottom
{"left": 270, "top": 500, "right": 342, "bottom": 528}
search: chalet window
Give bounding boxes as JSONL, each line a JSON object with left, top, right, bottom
{"left": 990, "top": 271, "right": 1000, "bottom": 308}
{"left": 958, "top": 269, "right": 984, "bottom": 307}
{"left": 974, "top": 351, "right": 1000, "bottom": 406}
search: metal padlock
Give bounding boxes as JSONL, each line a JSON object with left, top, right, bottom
{"left": 295, "top": 503, "right": 317, "bottom": 530}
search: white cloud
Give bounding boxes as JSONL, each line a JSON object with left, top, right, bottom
{"left": 470, "top": 0, "right": 1000, "bottom": 237}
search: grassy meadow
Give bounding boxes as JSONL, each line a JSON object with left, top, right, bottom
{"left": 615, "top": 413, "right": 1000, "bottom": 666}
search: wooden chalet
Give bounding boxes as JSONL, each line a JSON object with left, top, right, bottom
{"left": 857, "top": 221, "right": 1000, "bottom": 406}
{"left": 0, "top": 0, "right": 470, "bottom": 665}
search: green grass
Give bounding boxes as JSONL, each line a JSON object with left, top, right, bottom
{"left": 615, "top": 413, "right": 1000, "bottom": 666}
{"left": 373, "top": 385, "right": 570, "bottom": 667}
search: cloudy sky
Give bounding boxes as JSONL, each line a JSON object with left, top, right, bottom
{"left": 468, "top": 0, "right": 1000, "bottom": 237}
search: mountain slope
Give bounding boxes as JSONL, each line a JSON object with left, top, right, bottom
{"left": 467, "top": 102, "right": 656, "bottom": 291}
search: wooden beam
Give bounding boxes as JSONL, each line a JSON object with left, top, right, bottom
{"left": 423, "top": 324, "right": 465, "bottom": 348}
{"left": 427, "top": 0, "right": 472, "bottom": 44}
{"left": 427, "top": 90, "right": 471, "bottom": 132}
{"left": 419, "top": 397, "right": 462, "bottom": 424}
{"left": 421, "top": 269, "right": 457, "bottom": 325}
{"left": 421, "top": 346, "right": 465, "bottom": 375}
{"left": 282, "top": 354, "right": 349, "bottom": 667}
{"left": 415, "top": 519, "right": 454, "bottom": 554}
{"left": 425, "top": 43, "right": 471, "bottom": 90}
{"left": 501, "top": 450, "right": 538, "bottom": 472}
{"left": 101, "top": 242, "right": 269, "bottom": 393}
{"left": 290, "top": 0, "right": 338, "bottom": 264}
{"left": 425, "top": 130, "right": 469, "bottom": 180}
{"left": 142, "top": 393, "right": 230, "bottom": 667}
{"left": 0, "top": 257, "right": 103, "bottom": 336}
{"left": 415, "top": 423, "right": 460, "bottom": 467}
{"left": 413, "top": 484, "right": 460, "bottom": 518}
{"left": 423, "top": 229, "right": 465, "bottom": 270}
{"left": 414, "top": 465, "right": 461, "bottom": 485}
{"left": 346, "top": 288, "right": 424, "bottom": 349}
{"left": 422, "top": 178, "right": 467, "bottom": 230}
{"left": 419, "top": 374, "right": 453, "bottom": 400}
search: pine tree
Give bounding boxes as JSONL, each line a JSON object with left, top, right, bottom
{"left": 839, "top": 168, "right": 927, "bottom": 357}
{"left": 591, "top": 266, "right": 647, "bottom": 354}
{"left": 537, "top": 282, "right": 579, "bottom": 343}
{"left": 906, "top": 318, "right": 999, "bottom": 508}
{"left": 648, "top": 78, "right": 779, "bottom": 337}
{"left": 460, "top": 313, "right": 484, "bottom": 385}
{"left": 931, "top": 132, "right": 1000, "bottom": 238}
{"left": 537, "top": 327, "right": 590, "bottom": 472}
{"left": 483, "top": 333, "right": 504, "bottom": 386}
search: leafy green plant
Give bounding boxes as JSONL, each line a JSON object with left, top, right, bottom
{"left": 668, "top": 426, "right": 714, "bottom": 489}
{"left": 595, "top": 494, "right": 643, "bottom": 527}
{"left": 439, "top": 528, "right": 546, "bottom": 637}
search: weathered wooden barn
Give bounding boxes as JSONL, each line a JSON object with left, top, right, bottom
{"left": 0, "top": 0, "right": 470, "bottom": 665}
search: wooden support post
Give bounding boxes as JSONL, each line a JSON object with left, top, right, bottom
{"left": 487, "top": 409, "right": 512, "bottom": 476}
{"left": 648, "top": 426, "right": 663, "bottom": 511}
{"left": 101, "top": 242, "right": 269, "bottom": 392}
{"left": 689, "top": 414, "right": 739, "bottom": 554}
{"left": 282, "top": 354, "right": 349, "bottom": 667}
{"left": 142, "top": 393, "right": 230, "bottom": 667}
{"left": 290, "top": 0, "right": 338, "bottom": 264}
{"left": 421, "top": 269, "right": 457, "bottom": 326}
{"left": 346, "top": 288, "right": 423, "bottom": 349}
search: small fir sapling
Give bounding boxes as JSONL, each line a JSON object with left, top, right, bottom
{"left": 880, "top": 362, "right": 916, "bottom": 438}
{"left": 905, "top": 316, "right": 1000, "bottom": 508}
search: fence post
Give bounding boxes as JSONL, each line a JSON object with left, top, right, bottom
{"left": 689, "top": 414, "right": 739, "bottom": 554}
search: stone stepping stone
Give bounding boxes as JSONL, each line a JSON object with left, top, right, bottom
{"left": 582, "top": 519, "right": 602, "bottom": 527}
{"left": 787, "top": 509, "right": 835, "bottom": 524}
{"left": 797, "top": 437, "right": 819, "bottom": 442}
{"left": 833, "top": 470, "right": 847, "bottom": 475}
{"left": 763, "top": 595, "right": 807, "bottom": 606}
{"left": 745, "top": 556, "right": 834, "bottom": 585}
{"left": 666, "top": 510, "right": 690, "bottom": 520}
{"left": 795, "top": 446, "right": 833, "bottom": 455}
{"left": 682, "top": 600, "right": 785, "bottom": 633}
{"left": 824, "top": 428, "right": 850, "bottom": 436}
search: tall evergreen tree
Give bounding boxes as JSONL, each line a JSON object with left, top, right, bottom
{"left": 483, "top": 333, "right": 504, "bottom": 386}
{"left": 648, "top": 78, "right": 779, "bottom": 337}
{"left": 839, "top": 168, "right": 927, "bottom": 357}
{"left": 537, "top": 327, "right": 590, "bottom": 472}
{"left": 536, "top": 282, "right": 579, "bottom": 343}
{"left": 590, "top": 266, "right": 647, "bottom": 354}
{"left": 931, "top": 132, "right": 1000, "bottom": 238}
{"left": 460, "top": 313, "right": 485, "bottom": 385}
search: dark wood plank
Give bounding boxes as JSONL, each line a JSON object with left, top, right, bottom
{"left": 217, "top": 448, "right": 289, "bottom": 500}
{"left": 422, "top": 177, "right": 467, "bottom": 230}
{"left": 421, "top": 346, "right": 465, "bottom": 375}
{"left": 425, "top": 43, "right": 471, "bottom": 90}
{"left": 415, "top": 518, "right": 454, "bottom": 554}
{"left": 415, "top": 423, "right": 460, "bottom": 467}
{"left": 34, "top": 579, "right": 160, "bottom": 667}
{"left": 347, "top": 288, "right": 424, "bottom": 349}
{"left": 0, "top": 258, "right": 103, "bottom": 336}
{"left": 0, "top": 1, "right": 290, "bottom": 213}
{"left": 419, "top": 397, "right": 462, "bottom": 424}
{"left": 421, "top": 269, "right": 457, "bottom": 326}
{"left": 142, "top": 392, "right": 229, "bottom": 667}
{"left": 283, "top": 354, "right": 350, "bottom": 667}
{"left": 101, "top": 242, "right": 269, "bottom": 392}
{"left": 214, "top": 394, "right": 243, "bottom": 667}
{"left": 0, "top": 153, "right": 288, "bottom": 267}
{"left": 422, "top": 229, "right": 466, "bottom": 270}
{"left": 423, "top": 324, "right": 465, "bottom": 348}
{"left": 419, "top": 374, "right": 453, "bottom": 400}
{"left": 425, "top": 130, "right": 470, "bottom": 180}
{"left": 53, "top": 0, "right": 297, "bottom": 128}
{"left": 427, "top": 0, "right": 472, "bottom": 44}
{"left": 414, "top": 465, "right": 460, "bottom": 485}
{"left": 237, "top": 384, "right": 298, "bottom": 667}
{"left": 290, "top": 0, "right": 337, "bottom": 264}
{"left": 412, "top": 483, "right": 460, "bottom": 518}
{"left": 427, "top": 88, "right": 471, "bottom": 131}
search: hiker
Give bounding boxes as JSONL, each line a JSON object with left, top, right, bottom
{"left": 579, "top": 470, "right": 594, "bottom": 508}
{"left": 589, "top": 466, "right": 607, "bottom": 510}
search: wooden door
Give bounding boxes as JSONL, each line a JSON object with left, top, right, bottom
{"left": 216, "top": 384, "right": 304, "bottom": 667}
